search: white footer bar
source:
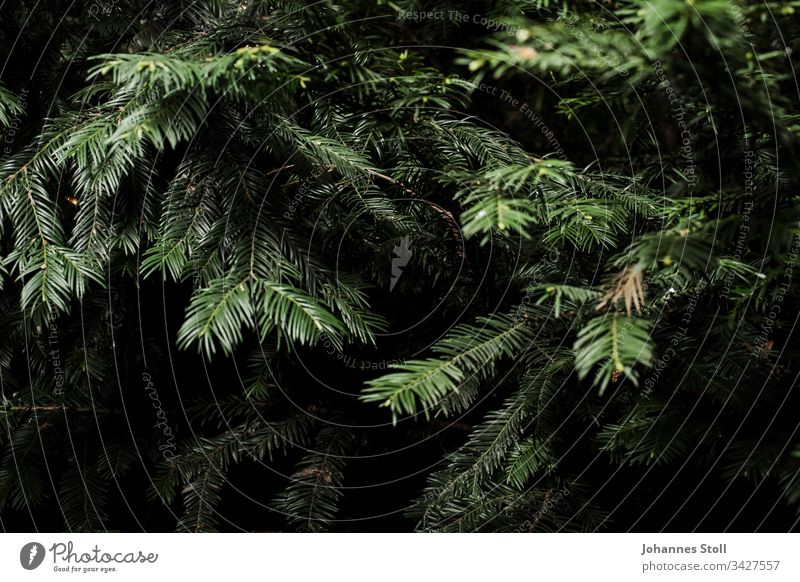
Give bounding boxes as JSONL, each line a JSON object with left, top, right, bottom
{"left": 1, "top": 533, "right": 797, "bottom": 581}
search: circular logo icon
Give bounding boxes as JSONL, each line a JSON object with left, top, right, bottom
{"left": 20, "top": 542, "right": 46, "bottom": 570}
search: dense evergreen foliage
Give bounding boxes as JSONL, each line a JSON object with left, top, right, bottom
{"left": 1, "top": 0, "right": 799, "bottom": 532}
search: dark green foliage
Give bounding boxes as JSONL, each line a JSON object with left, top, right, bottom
{"left": 0, "top": 0, "right": 799, "bottom": 532}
